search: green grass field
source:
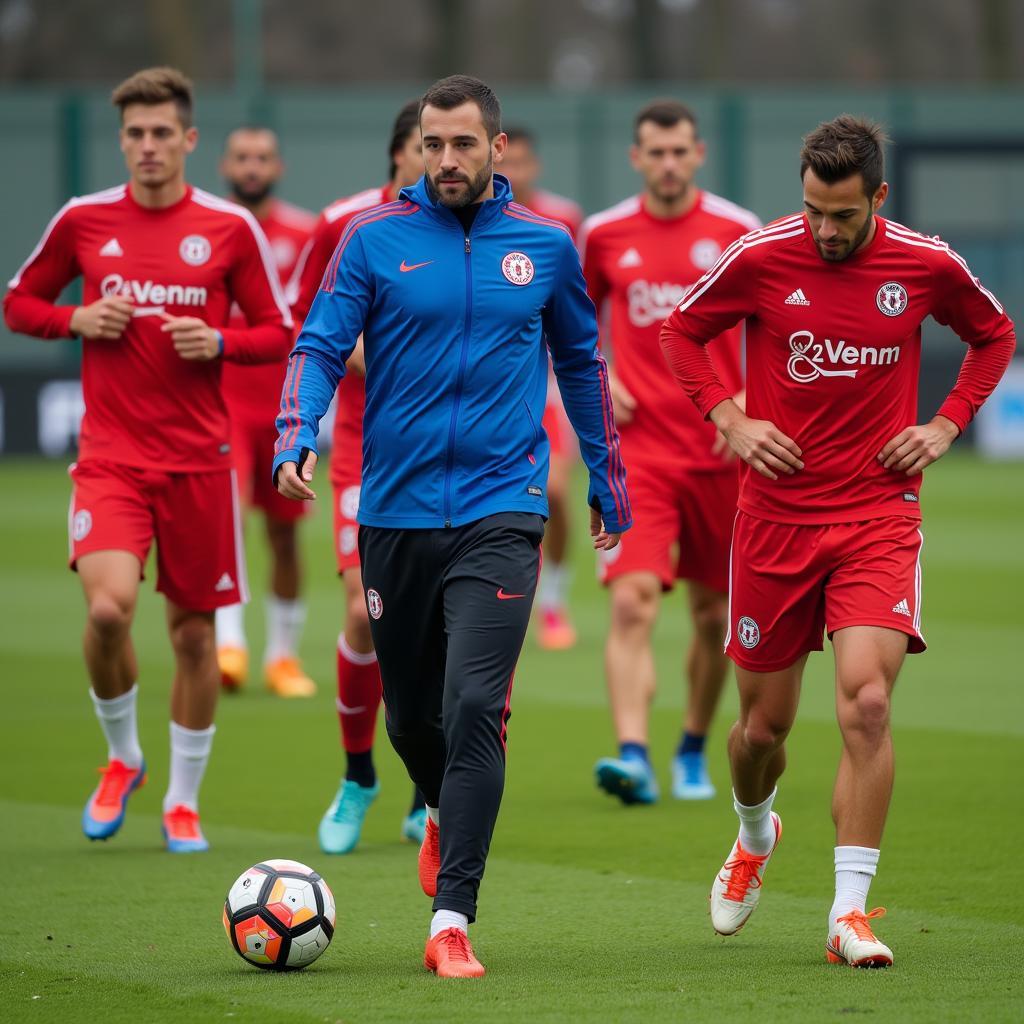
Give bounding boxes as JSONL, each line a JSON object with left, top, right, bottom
{"left": 1, "top": 454, "right": 1021, "bottom": 1023}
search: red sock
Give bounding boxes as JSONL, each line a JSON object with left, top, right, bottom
{"left": 336, "top": 634, "right": 382, "bottom": 753}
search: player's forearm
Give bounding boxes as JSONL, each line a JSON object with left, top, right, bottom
{"left": 220, "top": 322, "right": 293, "bottom": 364}
{"left": 935, "top": 330, "right": 1017, "bottom": 433}
{"left": 2, "top": 290, "right": 76, "bottom": 339}
{"left": 273, "top": 349, "right": 341, "bottom": 467}
{"left": 659, "top": 319, "right": 732, "bottom": 419}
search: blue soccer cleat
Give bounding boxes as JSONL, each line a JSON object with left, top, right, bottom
{"left": 671, "top": 751, "right": 716, "bottom": 800}
{"left": 82, "top": 758, "right": 147, "bottom": 840}
{"left": 401, "top": 806, "right": 427, "bottom": 845}
{"left": 594, "top": 756, "right": 660, "bottom": 805}
{"left": 318, "top": 779, "right": 380, "bottom": 854}
{"left": 162, "top": 804, "right": 209, "bottom": 853}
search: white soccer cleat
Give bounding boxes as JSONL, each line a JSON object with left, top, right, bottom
{"left": 826, "top": 908, "right": 894, "bottom": 968}
{"left": 709, "top": 812, "right": 782, "bottom": 935}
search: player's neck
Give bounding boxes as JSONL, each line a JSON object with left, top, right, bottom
{"left": 239, "top": 196, "right": 275, "bottom": 221}
{"left": 643, "top": 185, "right": 698, "bottom": 221}
{"left": 129, "top": 176, "right": 188, "bottom": 210}
{"left": 852, "top": 214, "right": 878, "bottom": 256}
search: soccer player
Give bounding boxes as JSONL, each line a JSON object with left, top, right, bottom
{"left": 500, "top": 126, "right": 584, "bottom": 649}
{"left": 2, "top": 68, "right": 292, "bottom": 851}
{"left": 580, "top": 100, "right": 760, "bottom": 804}
{"left": 216, "top": 125, "right": 318, "bottom": 698}
{"left": 660, "top": 115, "right": 1015, "bottom": 966}
{"left": 289, "top": 99, "right": 428, "bottom": 854}
{"left": 275, "top": 75, "right": 630, "bottom": 977}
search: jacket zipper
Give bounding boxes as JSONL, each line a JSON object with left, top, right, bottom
{"left": 443, "top": 231, "right": 473, "bottom": 527}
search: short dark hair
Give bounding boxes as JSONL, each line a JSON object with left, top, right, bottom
{"left": 634, "top": 99, "right": 698, "bottom": 144}
{"left": 223, "top": 125, "right": 278, "bottom": 154}
{"left": 388, "top": 99, "right": 421, "bottom": 179}
{"left": 800, "top": 115, "right": 889, "bottom": 198}
{"left": 112, "top": 66, "right": 194, "bottom": 128}
{"left": 504, "top": 126, "right": 535, "bottom": 148}
{"left": 419, "top": 74, "right": 502, "bottom": 139}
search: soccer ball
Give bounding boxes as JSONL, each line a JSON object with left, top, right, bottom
{"left": 223, "top": 859, "right": 335, "bottom": 971}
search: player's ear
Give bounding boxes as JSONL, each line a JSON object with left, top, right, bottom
{"left": 694, "top": 138, "right": 707, "bottom": 169}
{"left": 184, "top": 126, "right": 199, "bottom": 155}
{"left": 872, "top": 181, "right": 889, "bottom": 213}
{"left": 492, "top": 131, "right": 507, "bottom": 162}
{"left": 629, "top": 144, "right": 641, "bottom": 172}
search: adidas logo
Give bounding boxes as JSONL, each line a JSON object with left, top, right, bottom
{"left": 892, "top": 598, "right": 911, "bottom": 617}
{"left": 214, "top": 572, "right": 235, "bottom": 592}
{"left": 618, "top": 247, "right": 643, "bottom": 268}
{"left": 100, "top": 238, "right": 123, "bottom": 257}
{"left": 784, "top": 288, "right": 810, "bottom": 306}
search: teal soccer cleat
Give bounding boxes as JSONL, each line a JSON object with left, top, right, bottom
{"left": 671, "top": 751, "right": 716, "bottom": 800}
{"left": 594, "top": 756, "right": 660, "bottom": 805}
{"left": 318, "top": 779, "right": 380, "bottom": 854}
{"left": 401, "top": 806, "right": 427, "bottom": 844}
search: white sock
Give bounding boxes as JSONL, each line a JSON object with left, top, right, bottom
{"left": 426, "top": 805, "right": 440, "bottom": 826}
{"left": 163, "top": 722, "right": 215, "bottom": 814}
{"left": 215, "top": 603, "right": 246, "bottom": 650}
{"left": 430, "top": 910, "right": 468, "bottom": 937}
{"left": 90, "top": 685, "right": 143, "bottom": 769}
{"left": 537, "top": 562, "right": 569, "bottom": 611}
{"left": 733, "top": 787, "right": 777, "bottom": 855}
{"left": 264, "top": 596, "right": 306, "bottom": 663}
{"left": 830, "top": 846, "right": 879, "bottom": 930}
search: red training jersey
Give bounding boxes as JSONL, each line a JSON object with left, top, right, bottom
{"left": 221, "top": 198, "right": 315, "bottom": 426}
{"left": 289, "top": 186, "right": 392, "bottom": 485}
{"left": 4, "top": 184, "right": 293, "bottom": 471}
{"left": 520, "top": 188, "right": 583, "bottom": 240}
{"left": 660, "top": 214, "right": 1016, "bottom": 524}
{"left": 580, "top": 190, "right": 761, "bottom": 470}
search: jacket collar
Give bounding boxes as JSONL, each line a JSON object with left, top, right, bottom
{"left": 402, "top": 173, "right": 513, "bottom": 231}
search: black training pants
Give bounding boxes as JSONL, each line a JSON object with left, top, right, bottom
{"left": 358, "top": 512, "right": 544, "bottom": 922}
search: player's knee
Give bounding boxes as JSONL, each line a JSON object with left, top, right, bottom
{"left": 609, "top": 581, "right": 658, "bottom": 634}
{"left": 691, "top": 596, "right": 728, "bottom": 643}
{"left": 267, "top": 520, "right": 298, "bottom": 561}
{"left": 741, "top": 712, "right": 789, "bottom": 756}
{"left": 170, "top": 615, "right": 215, "bottom": 665}
{"left": 843, "top": 682, "right": 891, "bottom": 740}
{"left": 87, "top": 592, "right": 133, "bottom": 638}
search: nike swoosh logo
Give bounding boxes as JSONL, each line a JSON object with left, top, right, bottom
{"left": 400, "top": 259, "right": 434, "bottom": 273}
{"left": 496, "top": 588, "right": 525, "bottom": 600}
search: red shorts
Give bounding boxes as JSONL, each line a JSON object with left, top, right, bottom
{"left": 230, "top": 415, "right": 307, "bottom": 523}
{"left": 726, "top": 512, "right": 926, "bottom": 672}
{"left": 68, "top": 459, "right": 247, "bottom": 611}
{"left": 598, "top": 460, "right": 737, "bottom": 593}
{"left": 542, "top": 398, "right": 568, "bottom": 459}
{"left": 331, "top": 457, "right": 362, "bottom": 576}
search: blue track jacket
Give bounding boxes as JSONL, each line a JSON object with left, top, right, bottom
{"left": 273, "top": 174, "right": 631, "bottom": 532}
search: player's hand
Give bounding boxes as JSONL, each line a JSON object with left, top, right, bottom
{"left": 276, "top": 451, "right": 318, "bottom": 501}
{"left": 590, "top": 506, "right": 621, "bottom": 551}
{"left": 70, "top": 296, "right": 134, "bottom": 339}
{"left": 711, "top": 389, "right": 747, "bottom": 460}
{"left": 877, "top": 416, "right": 959, "bottom": 477}
{"left": 711, "top": 399, "right": 803, "bottom": 481}
{"left": 159, "top": 313, "right": 220, "bottom": 361}
{"left": 608, "top": 371, "right": 637, "bottom": 425}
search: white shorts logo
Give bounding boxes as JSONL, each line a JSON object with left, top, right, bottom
{"left": 737, "top": 616, "right": 760, "bottom": 649}
{"left": 690, "top": 238, "right": 722, "bottom": 271}
{"left": 366, "top": 588, "right": 383, "bottom": 620}
{"left": 338, "top": 525, "right": 357, "bottom": 556}
{"left": 876, "top": 281, "right": 908, "bottom": 317}
{"left": 72, "top": 509, "right": 92, "bottom": 542}
{"left": 340, "top": 485, "right": 361, "bottom": 521}
{"left": 501, "top": 251, "right": 534, "bottom": 286}
{"left": 179, "top": 235, "right": 212, "bottom": 267}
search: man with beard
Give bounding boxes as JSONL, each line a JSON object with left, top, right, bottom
{"left": 216, "top": 126, "right": 318, "bottom": 698}
{"left": 274, "top": 75, "right": 631, "bottom": 977}
{"left": 580, "top": 100, "right": 759, "bottom": 806}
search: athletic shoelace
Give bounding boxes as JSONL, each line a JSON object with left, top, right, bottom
{"left": 93, "top": 761, "right": 135, "bottom": 807}
{"left": 165, "top": 805, "right": 201, "bottom": 838}
{"left": 331, "top": 785, "right": 370, "bottom": 825}
{"left": 721, "top": 844, "right": 770, "bottom": 902}
{"left": 836, "top": 907, "right": 886, "bottom": 941}
{"left": 436, "top": 928, "right": 474, "bottom": 963}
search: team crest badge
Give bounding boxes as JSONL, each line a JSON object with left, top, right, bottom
{"left": 876, "top": 281, "right": 908, "bottom": 317}
{"left": 690, "top": 238, "right": 721, "bottom": 271}
{"left": 72, "top": 509, "right": 92, "bottom": 542}
{"left": 340, "top": 485, "right": 361, "bottom": 521}
{"left": 366, "top": 588, "right": 383, "bottom": 620}
{"left": 501, "top": 251, "right": 534, "bottom": 286}
{"left": 179, "top": 234, "right": 212, "bottom": 267}
{"left": 737, "top": 616, "right": 760, "bottom": 649}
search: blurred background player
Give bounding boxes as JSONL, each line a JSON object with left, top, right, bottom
{"left": 216, "top": 126, "right": 318, "bottom": 698}
{"left": 499, "top": 127, "right": 584, "bottom": 649}
{"left": 580, "top": 99, "right": 759, "bottom": 804}
{"left": 289, "top": 99, "right": 427, "bottom": 853}
{"left": 2, "top": 67, "right": 293, "bottom": 851}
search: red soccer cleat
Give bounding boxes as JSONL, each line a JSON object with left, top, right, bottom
{"left": 419, "top": 817, "right": 440, "bottom": 897}
{"left": 424, "top": 928, "right": 485, "bottom": 978}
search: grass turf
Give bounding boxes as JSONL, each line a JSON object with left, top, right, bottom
{"left": 0, "top": 454, "right": 1021, "bottom": 1023}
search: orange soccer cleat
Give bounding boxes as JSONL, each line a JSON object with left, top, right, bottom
{"left": 419, "top": 817, "right": 440, "bottom": 897}
{"left": 537, "top": 606, "right": 577, "bottom": 651}
{"left": 217, "top": 646, "right": 248, "bottom": 692}
{"left": 827, "top": 908, "right": 894, "bottom": 968}
{"left": 424, "top": 928, "right": 485, "bottom": 978}
{"left": 162, "top": 803, "right": 209, "bottom": 853}
{"left": 709, "top": 813, "right": 782, "bottom": 935}
{"left": 82, "top": 759, "right": 147, "bottom": 840}
{"left": 264, "top": 656, "right": 317, "bottom": 698}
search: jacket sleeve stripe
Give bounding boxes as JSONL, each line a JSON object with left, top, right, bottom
{"left": 595, "top": 354, "right": 630, "bottom": 526}
{"left": 323, "top": 202, "right": 418, "bottom": 293}
{"left": 276, "top": 352, "right": 307, "bottom": 453}
{"left": 502, "top": 205, "right": 574, "bottom": 238}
